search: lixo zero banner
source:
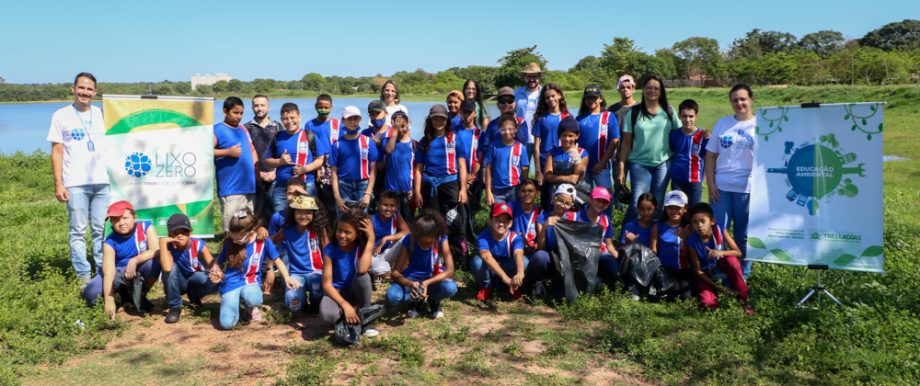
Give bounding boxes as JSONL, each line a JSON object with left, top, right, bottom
{"left": 747, "top": 103, "right": 884, "bottom": 273}
{"left": 103, "top": 95, "right": 216, "bottom": 237}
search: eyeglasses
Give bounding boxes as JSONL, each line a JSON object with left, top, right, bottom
{"left": 553, "top": 199, "right": 574, "bottom": 207}
{"left": 497, "top": 98, "right": 514, "bottom": 105}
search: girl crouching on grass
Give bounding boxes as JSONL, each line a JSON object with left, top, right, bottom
{"left": 386, "top": 210, "right": 457, "bottom": 319}
{"left": 82, "top": 200, "right": 160, "bottom": 319}
{"left": 319, "top": 209, "right": 379, "bottom": 337}
{"left": 685, "top": 203, "right": 755, "bottom": 316}
{"left": 214, "top": 209, "right": 298, "bottom": 329}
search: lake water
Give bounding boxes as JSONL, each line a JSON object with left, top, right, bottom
{"left": 0, "top": 98, "right": 504, "bottom": 155}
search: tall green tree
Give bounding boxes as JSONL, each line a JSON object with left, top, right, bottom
{"left": 861, "top": 19, "right": 920, "bottom": 51}
{"left": 729, "top": 29, "right": 797, "bottom": 59}
{"left": 799, "top": 30, "right": 845, "bottom": 57}
{"left": 671, "top": 37, "right": 724, "bottom": 80}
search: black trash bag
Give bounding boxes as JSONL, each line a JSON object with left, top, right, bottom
{"left": 333, "top": 304, "right": 385, "bottom": 346}
{"left": 551, "top": 220, "right": 603, "bottom": 302}
{"left": 618, "top": 243, "right": 682, "bottom": 301}
{"left": 128, "top": 272, "right": 145, "bottom": 313}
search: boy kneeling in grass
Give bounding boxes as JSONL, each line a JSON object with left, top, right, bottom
{"left": 471, "top": 203, "right": 527, "bottom": 301}
{"left": 160, "top": 213, "right": 221, "bottom": 323}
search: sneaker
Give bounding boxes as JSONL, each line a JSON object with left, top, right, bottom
{"left": 188, "top": 297, "right": 203, "bottom": 307}
{"left": 406, "top": 309, "right": 420, "bottom": 318}
{"left": 743, "top": 304, "right": 756, "bottom": 316}
{"left": 165, "top": 307, "right": 181, "bottom": 324}
{"left": 140, "top": 297, "right": 155, "bottom": 313}
{"left": 362, "top": 328, "right": 379, "bottom": 338}
{"left": 249, "top": 307, "right": 263, "bottom": 322}
{"left": 476, "top": 288, "right": 492, "bottom": 301}
{"left": 432, "top": 310, "right": 445, "bottom": 319}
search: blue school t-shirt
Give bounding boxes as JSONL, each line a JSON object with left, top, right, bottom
{"left": 483, "top": 141, "right": 529, "bottom": 189}
{"left": 655, "top": 222, "right": 686, "bottom": 270}
{"left": 168, "top": 237, "right": 208, "bottom": 276}
{"left": 456, "top": 127, "right": 482, "bottom": 174}
{"left": 267, "top": 129, "right": 330, "bottom": 187}
{"left": 416, "top": 133, "right": 465, "bottom": 178}
{"left": 213, "top": 122, "right": 256, "bottom": 197}
{"left": 476, "top": 229, "right": 524, "bottom": 263}
{"left": 306, "top": 117, "right": 341, "bottom": 147}
{"left": 400, "top": 235, "right": 448, "bottom": 281}
{"left": 330, "top": 135, "right": 378, "bottom": 181}
{"left": 669, "top": 129, "right": 708, "bottom": 184}
{"left": 282, "top": 224, "right": 324, "bottom": 275}
{"left": 577, "top": 112, "right": 621, "bottom": 170}
{"left": 484, "top": 116, "right": 530, "bottom": 150}
{"left": 532, "top": 112, "right": 570, "bottom": 160}
{"left": 360, "top": 125, "right": 394, "bottom": 144}
{"left": 268, "top": 211, "right": 285, "bottom": 236}
{"left": 511, "top": 202, "right": 542, "bottom": 247}
{"left": 685, "top": 224, "right": 724, "bottom": 271}
{"left": 450, "top": 114, "right": 462, "bottom": 129}
{"left": 323, "top": 244, "right": 362, "bottom": 289}
{"left": 217, "top": 239, "right": 280, "bottom": 295}
{"left": 382, "top": 137, "right": 415, "bottom": 192}
{"left": 547, "top": 146, "right": 588, "bottom": 176}
{"left": 371, "top": 212, "right": 399, "bottom": 250}
{"left": 621, "top": 220, "right": 654, "bottom": 247}
{"left": 104, "top": 221, "right": 153, "bottom": 269}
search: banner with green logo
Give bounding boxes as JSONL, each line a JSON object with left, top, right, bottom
{"left": 748, "top": 103, "right": 883, "bottom": 273}
{"left": 103, "top": 95, "right": 216, "bottom": 237}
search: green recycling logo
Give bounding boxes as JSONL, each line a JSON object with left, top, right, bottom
{"left": 767, "top": 133, "right": 864, "bottom": 216}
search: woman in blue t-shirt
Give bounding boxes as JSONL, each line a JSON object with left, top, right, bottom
{"left": 382, "top": 111, "right": 417, "bottom": 222}
{"left": 386, "top": 210, "right": 457, "bottom": 318}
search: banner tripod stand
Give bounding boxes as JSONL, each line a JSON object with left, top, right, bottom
{"left": 797, "top": 264, "right": 842, "bottom": 307}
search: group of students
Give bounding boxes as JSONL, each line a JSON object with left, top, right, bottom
{"left": 80, "top": 74, "right": 757, "bottom": 340}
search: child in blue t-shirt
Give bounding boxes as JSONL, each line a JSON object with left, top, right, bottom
{"left": 270, "top": 195, "right": 330, "bottom": 314}
{"left": 264, "top": 103, "right": 329, "bottom": 208}
{"left": 685, "top": 203, "right": 753, "bottom": 315}
{"left": 82, "top": 201, "right": 161, "bottom": 319}
{"left": 369, "top": 190, "right": 411, "bottom": 278}
{"left": 305, "top": 94, "right": 341, "bottom": 212}
{"left": 319, "top": 209, "right": 378, "bottom": 337}
{"left": 621, "top": 192, "right": 657, "bottom": 247}
{"left": 214, "top": 209, "right": 297, "bottom": 329}
{"left": 213, "top": 96, "right": 259, "bottom": 232}
{"left": 456, "top": 99, "right": 484, "bottom": 211}
{"left": 576, "top": 84, "right": 621, "bottom": 192}
{"left": 330, "top": 106, "right": 378, "bottom": 213}
{"left": 543, "top": 116, "right": 589, "bottom": 210}
{"left": 650, "top": 190, "right": 694, "bottom": 300}
{"left": 669, "top": 99, "right": 708, "bottom": 206}
{"left": 386, "top": 210, "right": 458, "bottom": 318}
{"left": 471, "top": 203, "right": 527, "bottom": 301}
{"left": 382, "top": 111, "right": 416, "bottom": 222}
{"left": 484, "top": 114, "right": 530, "bottom": 206}
{"left": 160, "top": 213, "right": 220, "bottom": 323}
{"left": 531, "top": 84, "right": 571, "bottom": 187}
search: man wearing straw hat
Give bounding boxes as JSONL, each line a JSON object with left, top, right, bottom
{"left": 514, "top": 62, "right": 543, "bottom": 179}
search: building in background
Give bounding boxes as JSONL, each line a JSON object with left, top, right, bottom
{"left": 191, "top": 73, "right": 231, "bottom": 90}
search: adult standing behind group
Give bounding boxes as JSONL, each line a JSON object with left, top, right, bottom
{"left": 705, "top": 83, "right": 757, "bottom": 279}
{"left": 617, "top": 75, "right": 681, "bottom": 224}
{"left": 49, "top": 72, "right": 111, "bottom": 283}
{"left": 515, "top": 63, "right": 543, "bottom": 175}
{"left": 463, "top": 79, "right": 491, "bottom": 130}
{"left": 245, "top": 95, "right": 284, "bottom": 220}
{"left": 380, "top": 80, "right": 408, "bottom": 126}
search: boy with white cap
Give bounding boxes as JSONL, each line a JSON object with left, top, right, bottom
{"left": 330, "top": 106, "right": 378, "bottom": 213}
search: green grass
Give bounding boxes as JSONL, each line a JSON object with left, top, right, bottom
{"left": 1, "top": 84, "right": 918, "bottom": 385}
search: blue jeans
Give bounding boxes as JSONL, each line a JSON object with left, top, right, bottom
{"left": 625, "top": 161, "right": 670, "bottom": 224}
{"left": 711, "top": 190, "right": 752, "bottom": 279}
{"left": 272, "top": 180, "right": 316, "bottom": 213}
{"left": 81, "top": 259, "right": 161, "bottom": 306}
{"left": 491, "top": 186, "right": 517, "bottom": 204}
{"left": 338, "top": 179, "right": 369, "bottom": 211}
{"left": 385, "top": 279, "right": 458, "bottom": 310}
{"left": 219, "top": 283, "right": 263, "bottom": 329}
{"left": 165, "top": 270, "right": 218, "bottom": 309}
{"left": 67, "top": 184, "right": 110, "bottom": 280}
{"left": 527, "top": 250, "right": 551, "bottom": 282}
{"left": 598, "top": 252, "right": 620, "bottom": 281}
{"left": 470, "top": 255, "right": 530, "bottom": 290}
{"left": 284, "top": 272, "right": 323, "bottom": 312}
{"left": 671, "top": 180, "right": 703, "bottom": 207}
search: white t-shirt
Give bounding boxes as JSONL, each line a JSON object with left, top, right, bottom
{"left": 384, "top": 104, "right": 408, "bottom": 126}
{"left": 705, "top": 115, "right": 757, "bottom": 193}
{"left": 524, "top": 88, "right": 540, "bottom": 143}
{"left": 46, "top": 104, "right": 110, "bottom": 188}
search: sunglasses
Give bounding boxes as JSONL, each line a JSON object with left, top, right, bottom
{"left": 497, "top": 98, "right": 515, "bottom": 105}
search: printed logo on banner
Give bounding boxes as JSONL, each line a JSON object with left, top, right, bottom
{"left": 766, "top": 133, "right": 865, "bottom": 216}
{"left": 124, "top": 152, "right": 152, "bottom": 178}
{"left": 123, "top": 150, "right": 198, "bottom": 180}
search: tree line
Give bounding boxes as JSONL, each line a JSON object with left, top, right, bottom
{"left": 2, "top": 20, "right": 918, "bottom": 102}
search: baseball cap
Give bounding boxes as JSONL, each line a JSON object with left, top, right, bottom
{"left": 497, "top": 86, "right": 515, "bottom": 98}
{"left": 461, "top": 99, "right": 477, "bottom": 112}
{"left": 342, "top": 105, "right": 361, "bottom": 119}
{"left": 554, "top": 183, "right": 576, "bottom": 198}
{"left": 106, "top": 200, "right": 135, "bottom": 219}
{"left": 367, "top": 100, "right": 386, "bottom": 113}
{"left": 583, "top": 84, "right": 602, "bottom": 98}
{"left": 491, "top": 203, "right": 513, "bottom": 219}
{"left": 390, "top": 110, "right": 409, "bottom": 121}
{"left": 289, "top": 195, "right": 319, "bottom": 210}
{"left": 664, "top": 190, "right": 689, "bottom": 207}
{"left": 617, "top": 74, "right": 636, "bottom": 90}
{"left": 428, "top": 104, "right": 449, "bottom": 119}
{"left": 591, "top": 187, "right": 612, "bottom": 203}
{"left": 167, "top": 213, "right": 192, "bottom": 233}
{"left": 558, "top": 116, "right": 580, "bottom": 134}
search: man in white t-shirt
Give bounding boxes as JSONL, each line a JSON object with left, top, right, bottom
{"left": 48, "top": 72, "right": 111, "bottom": 283}
{"left": 514, "top": 62, "right": 543, "bottom": 178}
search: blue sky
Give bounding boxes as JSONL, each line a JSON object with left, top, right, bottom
{"left": 2, "top": 0, "right": 917, "bottom": 83}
